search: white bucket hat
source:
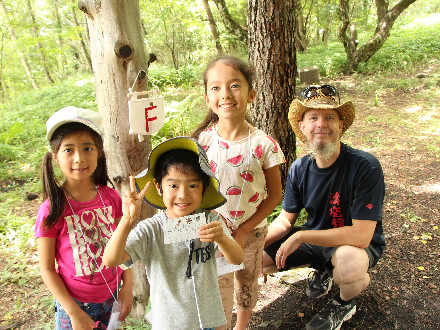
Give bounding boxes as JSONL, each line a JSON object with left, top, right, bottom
{"left": 46, "top": 106, "right": 102, "bottom": 141}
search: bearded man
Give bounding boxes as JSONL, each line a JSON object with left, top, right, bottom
{"left": 262, "top": 85, "right": 385, "bottom": 330}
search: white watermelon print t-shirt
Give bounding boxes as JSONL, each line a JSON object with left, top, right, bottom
{"left": 198, "top": 127, "right": 285, "bottom": 230}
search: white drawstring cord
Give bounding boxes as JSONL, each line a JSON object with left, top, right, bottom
{"left": 63, "top": 186, "right": 119, "bottom": 302}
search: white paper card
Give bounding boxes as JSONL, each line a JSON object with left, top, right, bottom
{"left": 163, "top": 213, "right": 206, "bottom": 244}
{"left": 216, "top": 256, "right": 244, "bottom": 276}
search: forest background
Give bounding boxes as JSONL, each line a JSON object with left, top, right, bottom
{"left": 0, "top": 0, "right": 439, "bottom": 328}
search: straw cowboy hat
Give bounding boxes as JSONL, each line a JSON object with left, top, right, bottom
{"left": 135, "top": 136, "right": 226, "bottom": 210}
{"left": 288, "top": 88, "right": 355, "bottom": 144}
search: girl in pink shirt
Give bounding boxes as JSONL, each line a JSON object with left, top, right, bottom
{"left": 35, "top": 107, "right": 132, "bottom": 329}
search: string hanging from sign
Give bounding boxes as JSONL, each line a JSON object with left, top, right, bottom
{"left": 128, "top": 70, "right": 165, "bottom": 142}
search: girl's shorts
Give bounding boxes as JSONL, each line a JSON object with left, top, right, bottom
{"left": 54, "top": 294, "right": 115, "bottom": 330}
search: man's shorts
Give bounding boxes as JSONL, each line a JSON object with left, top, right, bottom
{"left": 264, "top": 226, "right": 382, "bottom": 275}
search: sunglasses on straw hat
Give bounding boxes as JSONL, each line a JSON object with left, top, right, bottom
{"left": 288, "top": 84, "right": 355, "bottom": 143}
{"left": 301, "top": 85, "right": 340, "bottom": 104}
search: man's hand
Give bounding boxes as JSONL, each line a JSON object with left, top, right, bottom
{"left": 276, "top": 232, "right": 301, "bottom": 269}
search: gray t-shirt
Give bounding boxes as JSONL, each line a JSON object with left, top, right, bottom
{"left": 124, "top": 209, "right": 229, "bottom": 329}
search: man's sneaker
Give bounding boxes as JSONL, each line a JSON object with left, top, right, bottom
{"left": 306, "top": 269, "right": 333, "bottom": 299}
{"left": 306, "top": 298, "right": 356, "bottom": 330}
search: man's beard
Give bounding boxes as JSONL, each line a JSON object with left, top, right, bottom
{"left": 307, "top": 139, "right": 340, "bottom": 162}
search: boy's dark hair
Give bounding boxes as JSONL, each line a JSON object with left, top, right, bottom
{"left": 41, "top": 123, "right": 113, "bottom": 229}
{"left": 191, "top": 55, "right": 254, "bottom": 140}
{"left": 154, "top": 149, "right": 210, "bottom": 194}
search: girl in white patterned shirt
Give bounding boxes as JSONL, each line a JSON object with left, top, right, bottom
{"left": 192, "top": 56, "right": 285, "bottom": 330}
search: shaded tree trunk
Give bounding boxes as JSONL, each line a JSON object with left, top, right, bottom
{"left": 26, "top": 0, "right": 55, "bottom": 84}
{"left": 0, "top": 31, "right": 9, "bottom": 102}
{"left": 158, "top": 3, "right": 179, "bottom": 70}
{"left": 339, "top": 0, "right": 417, "bottom": 73}
{"left": 78, "top": 0, "right": 154, "bottom": 321}
{"left": 322, "top": 15, "right": 331, "bottom": 47}
{"left": 212, "top": 0, "right": 248, "bottom": 46}
{"left": 0, "top": 0, "right": 40, "bottom": 90}
{"left": 0, "top": 77, "right": 10, "bottom": 103}
{"left": 51, "top": 0, "right": 67, "bottom": 73}
{"left": 247, "top": 0, "right": 297, "bottom": 182}
{"left": 71, "top": 0, "right": 93, "bottom": 73}
{"left": 202, "top": 0, "right": 223, "bottom": 55}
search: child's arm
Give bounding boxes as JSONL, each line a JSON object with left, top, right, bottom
{"left": 199, "top": 221, "right": 244, "bottom": 265}
{"left": 117, "top": 268, "right": 133, "bottom": 321}
{"left": 103, "top": 177, "right": 150, "bottom": 267}
{"left": 38, "top": 237, "right": 96, "bottom": 329}
{"left": 232, "top": 165, "right": 283, "bottom": 247}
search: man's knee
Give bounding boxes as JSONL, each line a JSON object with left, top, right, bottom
{"left": 262, "top": 251, "right": 278, "bottom": 274}
{"left": 332, "top": 246, "right": 369, "bottom": 281}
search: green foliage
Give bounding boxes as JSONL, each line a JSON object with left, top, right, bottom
{"left": 149, "top": 65, "right": 203, "bottom": 89}
{"left": 267, "top": 201, "right": 308, "bottom": 227}
{"left": 297, "top": 42, "right": 347, "bottom": 78}
{"left": 0, "top": 260, "right": 33, "bottom": 287}
{"left": 298, "top": 15, "right": 440, "bottom": 78}
{"left": 356, "top": 19, "right": 440, "bottom": 74}
{"left": 151, "top": 91, "right": 206, "bottom": 147}
{"left": 0, "top": 204, "right": 35, "bottom": 254}
{"left": 0, "top": 76, "right": 96, "bottom": 183}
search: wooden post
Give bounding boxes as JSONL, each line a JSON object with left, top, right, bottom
{"left": 298, "top": 66, "right": 320, "bottom": 85}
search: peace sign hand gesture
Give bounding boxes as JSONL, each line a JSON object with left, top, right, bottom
{"left": 122, "top": 176, "right": 150, "bottom": 227}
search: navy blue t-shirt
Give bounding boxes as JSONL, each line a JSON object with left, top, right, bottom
{"left": 283, "top": 143, "right": 385, "bottom": 255}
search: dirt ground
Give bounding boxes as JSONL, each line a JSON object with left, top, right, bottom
{"left": 1, "top": 64, "right": 439, "bottom": 329}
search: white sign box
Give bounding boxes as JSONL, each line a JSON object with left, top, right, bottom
{"left": 128, "top": 89, "right": 164, "bottom": 141}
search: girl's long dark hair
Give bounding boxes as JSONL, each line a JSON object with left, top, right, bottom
{"left": 42, "top": 123, "right": 113, "bottom": 229}
{"left": 191, "top": 55, "right": 254, "bottom": 140}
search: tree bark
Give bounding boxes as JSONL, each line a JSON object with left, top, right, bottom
{"left": 247, "top": 0, "right": 297, "bottom": 182}
{"left": 78, "top": 0, "right": 154, "bottom": 321}
{"left": 202, "top": 0, "right": 223, "bottom": 55}
{"left": 0, "top": 0, "right": 40, "bottom": 90}
{"left": 212, "top": 0, "right": 248, "bottom": 46}
{"left": 339, "top": 0, "right": 417, "bottom": 73}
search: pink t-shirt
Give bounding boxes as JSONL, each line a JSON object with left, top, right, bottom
{"left": 35, "top": 185, "right": 123, "bottom": 303}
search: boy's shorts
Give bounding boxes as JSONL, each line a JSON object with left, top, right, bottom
{"left": 264, "top": 226, "right": 382, "bottom": 275}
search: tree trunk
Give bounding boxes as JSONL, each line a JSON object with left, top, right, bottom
{"left": 78, "top": 0, "right": 154, "bottom": 321}
{"left": 71, "top": 0, "right": 93, "bottom": 73}
{"left": 26, "top": 0, "right": 55, "bottom": 84}
{"left": 0, "top": 77, "right": 10, "bottom": 103}
{"left": 51, "top": 0, "right": 67, "bottom": 73}
{"left": 202, "top": 0, "right": 223, "bottom": 55}
{"left": 322, "top": 15, "right": 332, "bottom": 47}
{"left": 212, "top": 0, "right": 248, "bottom": 46}
{"left": 295, "top": 1, "right": 306, "bottom": 51}
{"left": 247, "top": 0, "right": 297, "bottom": 182}
{"left": 339, "top": 0, "right": 417, "bottom": 73}
{"left": 0, "top": 0, "right": 40, "bottom": 90}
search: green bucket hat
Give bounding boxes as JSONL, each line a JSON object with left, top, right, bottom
{"left": 135, "top": 136, "right": 226, "bottom": 210}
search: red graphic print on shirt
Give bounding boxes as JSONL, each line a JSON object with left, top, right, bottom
{"left": 329, "top": 192, "right": 344, "bottom": 227}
